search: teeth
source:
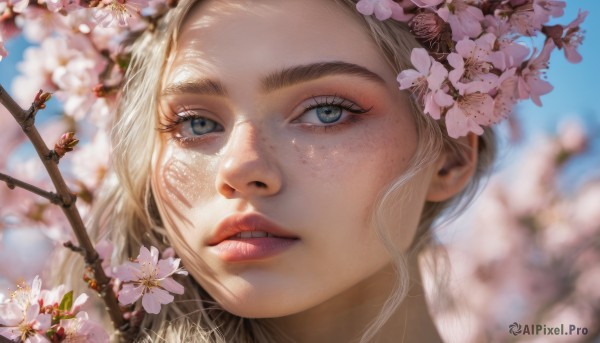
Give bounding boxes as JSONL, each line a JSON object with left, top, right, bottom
{"left": 233, "top": 231, "right": 274, "bottom": 238}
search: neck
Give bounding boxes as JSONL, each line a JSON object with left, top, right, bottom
{"left": 268, "top": 257, "right": 443, "bottom": 343}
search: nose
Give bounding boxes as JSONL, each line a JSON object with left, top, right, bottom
{"left": 216, "top": 122, "right": 283, "bottom": 198}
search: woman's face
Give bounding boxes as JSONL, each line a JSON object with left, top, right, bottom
{"left": 151, "top": 0, "right": 434, "bottom": 318}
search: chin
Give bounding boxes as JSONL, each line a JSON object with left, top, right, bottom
{"left": 216, "top": 294, "right": 303, "bottom": 319}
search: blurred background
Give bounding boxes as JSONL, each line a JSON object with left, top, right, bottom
{"left": 1, "top": 1, "right": 599, "bottom": 342}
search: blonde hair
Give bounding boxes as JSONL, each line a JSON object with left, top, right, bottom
{"left": 55, "top": 1, "right": 496, "bottom": 342}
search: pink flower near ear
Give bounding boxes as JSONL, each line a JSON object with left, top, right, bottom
{"left": 447, "top": 33, "right": 500, "bottom": 94}
{"left": 114, "top": 246, "right": 187, "bottom": 314}
{"left": 445, "top": 90, "right": 495, "bottom": 138}
{"left": 356, "top": 0, "right": 411, "bottom": 21}
{"left": 397, "top": 48, "right": 453, "bottom": 119}
{"left": 437, "top": 0, "right": 484, "bottom": 41}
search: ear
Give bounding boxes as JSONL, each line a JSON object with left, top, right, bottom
{"left": 426, "top": 133, "right": 479, "bottom": 202}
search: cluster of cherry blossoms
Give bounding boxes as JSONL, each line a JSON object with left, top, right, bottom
{"left": 357, "top": 0, "right": 587, "bottom": 138}
{"left": 0, "top": 245, "right": 186, "bottom": 342}
{"left": 0, "top": 276, "right": 108, "bottom": 343}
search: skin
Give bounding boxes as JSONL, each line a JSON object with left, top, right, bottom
{"left": 150, "top": 0, "right": 458, "bottom": 341}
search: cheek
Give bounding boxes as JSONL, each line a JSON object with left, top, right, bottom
{"left": 151, "top": 144, "right": 216, "bottom": 253}
{"left": 154, "top": 146, "right": 215, "bottom": 208}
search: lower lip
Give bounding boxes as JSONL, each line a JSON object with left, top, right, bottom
{"left": 210, "top": 237, "right": 299, "bottom": 262}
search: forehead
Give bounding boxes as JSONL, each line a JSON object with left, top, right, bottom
{"left": 165, "top": 0, "right": 396, "bottom": 86}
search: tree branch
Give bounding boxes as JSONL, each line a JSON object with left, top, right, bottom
{"left": 0, "top": 84, "right": 126, "bottom": 333}
{"left": 0, "top": 172, "right": 62, "bottom": 204}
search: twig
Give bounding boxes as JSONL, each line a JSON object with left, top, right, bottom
{"left": 0, "top": 335, "right": 14, "bottom": 343}
{"left": 0, "top": 84, "right": 126, "bottom": 333}
{"left": 0, "top": 172, "right": 62, "bottom": 204}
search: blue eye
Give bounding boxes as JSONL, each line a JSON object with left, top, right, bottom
{"left": 297, "top": 96, "right": 370, "bottom": 128}
{"left": 189, "top": 117, "right": 219, "bottom": 135}
{"left": 315, "top": 106, "right": 343, "bottom": 123}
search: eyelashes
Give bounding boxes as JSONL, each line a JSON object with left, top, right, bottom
{"left": 302, "top": 95, "right": 371, "bottom": 116}
{"left": 157, "top": 95, "right": 372, "bottom": 143}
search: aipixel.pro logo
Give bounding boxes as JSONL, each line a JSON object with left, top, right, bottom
{"left": 509, "top": 322, "right": 589, "bottom": 336}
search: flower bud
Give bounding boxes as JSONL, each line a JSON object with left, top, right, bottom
{"left": 54, "top": 132, "right": 79, "bottom": 159}
{"left": 33, "top": 89, "right": 52, "bottom": 109}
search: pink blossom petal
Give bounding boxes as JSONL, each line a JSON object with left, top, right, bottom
{"left": 528, "top": 79, "right": 554, "bottom": 106}
{"left": 433, "top": 90, "right": 454, "bottom": 107}
{"left": 0, "top": 302, "right": 22, "bottom": 326}
{"left": 156, "top": 258, "right": 179, "bottom": 279}
{"left": 72, "top": 293, "right": 89, "bottom": 312}
{"left": 160, "top": 277, "right": 184, "bottom": 295}
{"left": 373, "top": 2, "right": 393, "bottom": 21}
{"left": 397, "top": 69, "right": 422, "bottom": 89}
{"left": 118, "top": 284, "right": 144, "bottom": 305}
{"left": 142, "top": 288, "right": 174, "bottom": 314}
{"left": 455, "top": 38, "right": 476, "bottom": 58}
{"left": 427, "top": 61, "right": 448, "bottom": 90}
{"left": 26, "top": 334, "right": 50, "bottom": 343}
{"left": 34, "top": 313, "right": 52, "bottom": 331}
{"left": 356, "top": 0, "right": 375, "bottom": 16}
{"left": 424, "top": 92, "right": 442, "bottom": 120}
{"left": 0, "top": 327, "right": 20, "bottom": 340}
{"left": 114, "top": 262, "right": 139, "bottom": 282}
{"left": 564, "top": 46, "right": 582, "bottom": 64}
{"left": 410, "top": 48, "right": 431, "bottom": 75}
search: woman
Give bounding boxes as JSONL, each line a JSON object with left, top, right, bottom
{"left": 60, "top": 0, "right": 497, "bottom": 342}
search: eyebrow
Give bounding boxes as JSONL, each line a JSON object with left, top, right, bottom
{"left": 160, "top": 61, "right": 386, "bottom": 98}
{"left": 161, "top": 78, "right": 226, "bottom": 97}
{"left": 261, "top": 61, "right": 386, "bottom": 93}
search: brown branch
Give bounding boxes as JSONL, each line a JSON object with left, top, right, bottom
{"left": 0, "top": 172, "right": 62, "bottom": 204}
{"left": 0, "top": 84, "right": 126, "bottom": 333}
{"left": 0, "top": 334, "right": 14, "bottom": 343}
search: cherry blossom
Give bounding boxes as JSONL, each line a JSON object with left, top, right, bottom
{"left": 447, "top": 33, "right": 500, "bottom": 94}
{"left": 517, "top": 39, "right": 555, "bottom": 106}
{"left": 533, "top": 0, "right": 566, "bottom": 28}
{"left": 436, "top": 0, "right": 484, "bottom": 41}
{"left": 0, "top": 302, "right": 51, "bottom": 342}
{"left": 356, "top": 0, "right": 411, "bottom": 21}
{"left": 92, "top": 0, "right": 149, "bottom": 28}
{"left": 397, "top": 48, "right": 452, "bottom": 119}
{"left": 444, "top": 90, "right": 495, "bottom": 138}
{"left": 114, "top": 246, "right": 187, "bottom": 314}
{"left": 60, "top": 312, "right": 110, "bottom": 343}
{"left": 506, "top": 3, "right": 541, "bottom": 37}
{"left": 0, "top": 277, "right": 50, "bottom": 343}
{"left": 560, "top": 10, "right": 588, "bottom": 64}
